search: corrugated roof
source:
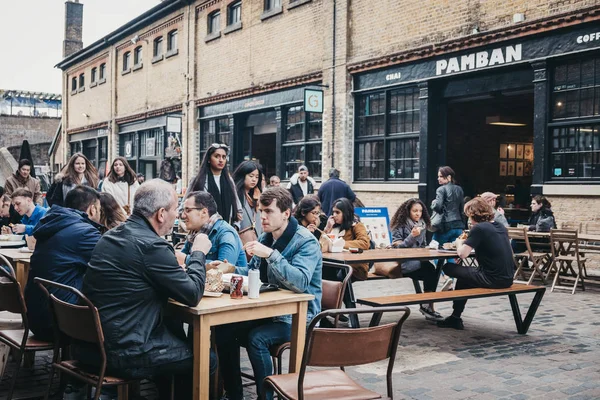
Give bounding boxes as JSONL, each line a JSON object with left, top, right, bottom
{"left": 0, "top": 89, "right": 62, "bottom": 102}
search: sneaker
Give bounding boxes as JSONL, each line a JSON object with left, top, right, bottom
{"left": 436, "top": 315, "right": 464, "bottom": 330}
{"left": 419, "top": 306, "right": 444, "bottom": 321}
{"left": 441, "top": 278, "right": 454, "bottom": 292}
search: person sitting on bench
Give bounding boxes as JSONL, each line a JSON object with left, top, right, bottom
{"left": 437, "top": 197, "right": 514, "bottom": 330}
{"left": 376, "top": 198, "right": 444, "bottom": 322}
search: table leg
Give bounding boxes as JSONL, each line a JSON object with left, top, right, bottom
{"left": 17, "top": 261, "right": 28, "bottom": 290}
{"left": 192, "top": 316, "right": 211, "bottom": 400}
{"left": 289, "top": 301, "right": 308, "bottom": 373}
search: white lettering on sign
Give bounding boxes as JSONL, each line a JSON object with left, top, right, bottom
{"left": 385, "top": 72, "right": 402, "bottom": 81}
{"left": 436, "top": 44, "right": 522, "bottom": 76}
{"left": 576, "top": 32, "right": 600, "bottom": 44}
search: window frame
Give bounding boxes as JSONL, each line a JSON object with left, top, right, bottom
{"left": 122, "top": 51, "right": 131, "bottom": 74}
{"left": 152, "top": 36, "right": 164, "bottom": 63}
{"left": 207, "top": 10, "right": 221, "bottom": 37}
{"left": 78, "top": 73, "right": 85, "bottom": 92}
{"left": 166, "top": 30, "right": 178, "bottom": 57}
{"left": 354, "top": 86, "right": 421, "bottom": 182}
{"left": 226, "top": 1, "right": 242, "bottom": 30}
{"left": 71, "top": 76, "right": 77, "bottom": 94}
{"left": 99, "top": 63, "right": 106, "bottom": 84}
{"left": 90, "top": 67, "right": 97, "bottom": 87}
{"left": 133, "top": 46, "right": 143, "bottom": 69}
{"left": 281, "top": 104, "right": 323, "bottom": 180}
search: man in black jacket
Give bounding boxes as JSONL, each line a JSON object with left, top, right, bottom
{"left": 318, "top": 168, "right": 356, "bottom": 216}
{"left": 287, "top": 165, "right": 315, "bottom": 205}
{"left": 81, "top": 179, "right": 214, "bottom": 399}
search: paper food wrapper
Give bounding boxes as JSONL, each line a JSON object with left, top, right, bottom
{"left": 206, "top": 269, "right": 225, "bottom": 293}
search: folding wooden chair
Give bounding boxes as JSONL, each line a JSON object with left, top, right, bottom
{"left": 548, "top": 229, "right": 586, "bottom": 294}
{"left": 507, "top": 227, "right": 549, "bottom": 285}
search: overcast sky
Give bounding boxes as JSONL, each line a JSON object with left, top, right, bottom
{"left": 0, "top": 0, "right": 160, "bottom": 94}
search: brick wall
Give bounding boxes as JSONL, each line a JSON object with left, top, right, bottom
{"left": 0, "top": 115, "right": 59, "bottom": 148}
{"left": 7, "top": 143, "right": 51, "bottom": 166}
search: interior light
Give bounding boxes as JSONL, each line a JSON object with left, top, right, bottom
{"left": 557, "top": 102, "right": 563, "bottom": 107}
{"left": 486, "top": 116, "right": 527, "bottom": 127}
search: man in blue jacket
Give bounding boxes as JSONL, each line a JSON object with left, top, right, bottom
{"left": 216, "top": 186, "right": 322, "bottom": 400}
{"left": 25, "top": 185, "right": 103, "bottom": 341}
{"left": 318, "top": 168, "right": 356, "bottom": 216}
{"left": 2, "top": 188, "right": 47, "bottom": 236}
{"left": 178, "top": 190, "right": 247, "bottom": 267}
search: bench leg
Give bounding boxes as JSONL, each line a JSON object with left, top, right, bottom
{"left": 508, "top": 289, "right": 545, "bottom": 334}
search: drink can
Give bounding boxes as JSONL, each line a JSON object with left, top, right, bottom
{"left": 230, "top": 275, "right": 244, "bottom": 299}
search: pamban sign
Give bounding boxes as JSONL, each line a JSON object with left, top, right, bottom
{"left": 435, "top": 44, "right": 522, "bottom": 76}
{"left": 355, "top": 22, "right": 600, "bottom": 91}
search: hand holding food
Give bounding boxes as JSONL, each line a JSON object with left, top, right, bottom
{"left": 458, "top": 231, "right": 468, "bottom": 240}
{"left": 411, "top": 226, "right": 421, "bottom": 237}
{"left": 12, "top": 224, "right": 25, "bottom": 234}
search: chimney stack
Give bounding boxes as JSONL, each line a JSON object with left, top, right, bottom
{"left": 63, "top": 0, "right": 83, "bottom": 58}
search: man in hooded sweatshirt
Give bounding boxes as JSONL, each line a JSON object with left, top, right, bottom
{"left": 24, "top": 185, "right": 103, "bottom": 341}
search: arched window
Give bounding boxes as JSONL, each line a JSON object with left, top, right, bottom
{"left": 134, "top": 46, "right": 143, "bottom": 66}
{"left": 123, "top": 51, "right": 131, "bottom": 71}
{"left": 208, "top": 11, "right": 220, "bottom": 35}
{"left": 167, "top": 30, "right": 178, "bottom": 52}
{"left": 153, "top": 36, "right": 163, "bottom": 58}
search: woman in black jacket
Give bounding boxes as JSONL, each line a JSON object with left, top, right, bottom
{"left": 46, "top": 153, "right": 99, "bottom": 207}
{"left": 431, "top": 166, "right": 465, "bottom": 246}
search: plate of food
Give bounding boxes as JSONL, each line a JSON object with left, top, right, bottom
{"left": 442, "top": 242, "right": 457, "bottom": 250}
{"left": 0, "top": 234, "right": 23, "bottom": 242}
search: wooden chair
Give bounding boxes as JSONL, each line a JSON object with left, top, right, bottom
{"left": 0, "top": 262, "right": 54, "bottom": 400}
{"left": 263, "top": 306, "right": 410, "bottom": 400}
{"left": 560, "top": 221, "right": 582, "bottom": 232}
{"left": 270, "top": 266, "right": 353, "bottom": 375}
{"left": 507, "top": 227, "right": 549, "bottom": 285}
{"left": 548, "top": 229, "right": 586, "bottom": 294}
{"left": 34, "top": 277, "right": 172, "bottom": 400}
{"left": 584, "top": 221, "right": 600, "bottom": 235}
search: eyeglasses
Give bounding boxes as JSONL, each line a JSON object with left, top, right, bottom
{"left": 309, "top": 210, "right": 321, "bottom": 216}
{"left": 182, "top": 207, "right": 204, "bottom": 214}
{"left": 210, "top": 143, "right": 230, "bottom": 151}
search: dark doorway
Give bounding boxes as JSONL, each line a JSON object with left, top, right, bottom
{"left": 243, "top": 111, "right": 277, "bottom": 178}
{"left": 445, "top": 91, "right": 534, "bottom": 209}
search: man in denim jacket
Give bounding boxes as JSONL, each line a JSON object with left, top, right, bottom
{"left": 178, "top": 191, "right": 247, "bottom": 268}
{"left": 216, "top": 186, "right": 322, "bottom": 400}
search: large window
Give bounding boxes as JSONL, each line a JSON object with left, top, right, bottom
{"left": 550, "top": 57, "right": 600, "bottom": 179}
{"left": 153, "top": 37, "right": 163, "bottom": 58}
{"left": 201, "top": 117, "right": 232, "bottom": 154}
{"left": 99, "top": 63, "right": 106, "bottom": 81}
{"left": 122, "top": 51, "right": 131, "bottom": 71}
{"left": 228, "top": 1, "right": 242, "bottom": 25}
{"left": 282, "top": 105, "right": 322, "bottom": 179}
{"left": 264, "top": 0, "right": 282, "bottom": 11}
{"left": 91, "top": 67, "right": 97, "bottom": 84}
{"left": 355, "top": 87, "right": 420, "bottom": 180}
{"left": 134, "top": 46, "right": 143, "bottom": 66}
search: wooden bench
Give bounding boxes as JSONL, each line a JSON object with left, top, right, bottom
{"left": 357, "top": 283, "right": 546, "bottom": 334}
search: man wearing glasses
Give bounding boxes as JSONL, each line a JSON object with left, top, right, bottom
{"left": 178, "top": 190, "right": 247, "bottom": 267}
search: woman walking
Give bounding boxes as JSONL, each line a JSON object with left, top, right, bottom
{"left": 47, "top": 153, "right": 99, "bottom": 207}
{"left": 187, "top": 143, "right": 241, "bottom": 226}
{"left": 101, "top": 157, "right": 139, "bottom": 215}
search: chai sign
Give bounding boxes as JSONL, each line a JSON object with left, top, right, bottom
{"left": 304, "top": 89, "right": 324, "bottom": 113}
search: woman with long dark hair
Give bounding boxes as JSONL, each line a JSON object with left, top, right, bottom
{"left": 323, "top": 197, "right": 371, "bottom": 280}
{"left": 99, "top": 192, "right": 128, "bottom": 233}
{"left": 233, "top": 160, "right": 263, "bottom": 237}
{"left": 47, "top": 153, "right": 99, "bottom": 207}
{"left": 431, "top": 166, "right": 465, "bottom": 246}
{"left": 384, "top": 198, "right": 443, "bottom": 321}
{"left": 293, "top": 195, "right": 327, "bottom": 240}
{"left": 101, "top": 157, "right": 139, "bottom": 215}
{"left": 187, "top": 144, "right": 241, "bottom": 226}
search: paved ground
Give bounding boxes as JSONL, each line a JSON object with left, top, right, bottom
{"left": 2, "top": 275, "right": 600, "bottom": 400}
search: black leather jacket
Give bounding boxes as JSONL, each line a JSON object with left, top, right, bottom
{"left": 431, "top": 182, "right": 465, "bottom": 231}
{"left": 81, "top": 212, "right": 206, "bottom": 370}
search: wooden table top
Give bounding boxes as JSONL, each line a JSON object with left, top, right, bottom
{"left": 169, "top": 289, "right": 314, "bottom": 316}
{"left": 0, "top": 248, "right": 32, "bottom": 262}
{"left": 323, "top": 248, "right": 459, "bottom": 263}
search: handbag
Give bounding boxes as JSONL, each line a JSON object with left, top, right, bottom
{"left": 238, "top": 223, "right": 258, "bottom": 245}
{"left": 429, "top": 211, "right": 443, "bottom": 232}
{"left": 122, "top": 185, "right": 132, "bottom": 216}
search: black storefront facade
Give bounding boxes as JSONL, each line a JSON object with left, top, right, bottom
{"left": 198, "top": 84, "right": 323, "bottom": 181}
{"left": 68, "top": 127, "right": 109, "bottom": 174}
{"left": 353, "top": 21, "right": 600, "bottom": 205}
{"left": 117, "top": 114, "right": 183, "bottom": 180}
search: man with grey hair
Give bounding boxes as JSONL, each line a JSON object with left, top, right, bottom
{"left": 81, "top": 179, "right": 215, "bottom": 398}
{"left": 318, "top": 167, "right": 356, "bottom": 216}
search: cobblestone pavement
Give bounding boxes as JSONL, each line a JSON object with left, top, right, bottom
{"left": 2, "top": 277, "right": 600, "bottom": 400}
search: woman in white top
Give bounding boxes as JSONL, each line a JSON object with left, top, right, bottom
{"left": 187, "top": 143, "right": 241, "bottom": 226}
{"left": 101, "top": 157, "right": 139, "bottom": 215}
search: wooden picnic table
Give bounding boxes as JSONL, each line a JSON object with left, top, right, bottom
{"left": 168, "top": 290, "right": 314, "bottom": 400}
{"left": 323, "top": 248, "right": 461, "bottom": 327}
{"left": 526, "top": 232, "right": 600, "bottom": 242}
{"left": 0, "top": 248, "right": 32, "bottom": 290}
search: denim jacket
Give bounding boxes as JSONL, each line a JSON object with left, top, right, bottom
{"left": 236, "top": 225, "right": 322, "bottom": 325}
{"left": 182, "top": 219, "right": 247, "bottom": 267}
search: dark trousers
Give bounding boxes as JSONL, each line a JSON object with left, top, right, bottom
{"left": 443, "top": 263, "right": 512, "bottom": 318}
{"left": 403, "top": 261, "right": 438, "bottom": 293}
{"left": 216, "top": 319, "right": 292, "bottom": 400}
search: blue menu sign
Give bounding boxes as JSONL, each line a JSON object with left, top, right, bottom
{"left": 355, "top": 207, "right": 392, "bottom": 249}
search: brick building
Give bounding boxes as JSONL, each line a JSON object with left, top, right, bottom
{"left": 55, "top": 0, "right": 600, "bottom": 227}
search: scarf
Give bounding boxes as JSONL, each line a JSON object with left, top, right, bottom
{"left": 258, "top": 216, "right": 298, "bottom": 283}
{"left": 404, "top": 218, "right": 426, "bottom": 247}
{"left": 187, "top": 212, "right": 223, "bottom": 243}
{"left": 245, "top": 187, "right": 260, "bottom": 209}
{"left": 207, "top": 173, "right": 234, "bottom": 225}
